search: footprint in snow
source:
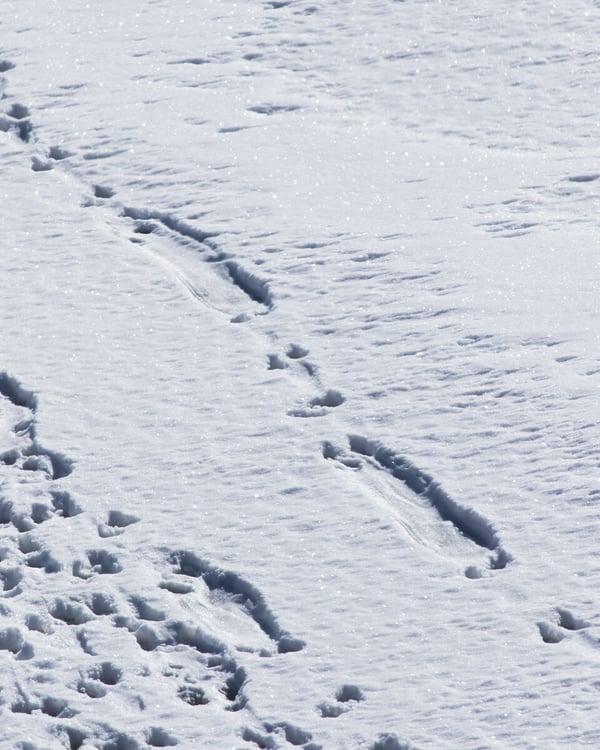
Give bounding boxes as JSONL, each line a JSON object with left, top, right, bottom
{"left": 0, "top": 374, "right": 313, "bottom": 745}
{"left": 317, "top": 683, "right": 365, "bottom": 718}
{"left": 287, "top": 389, "right": 345, "bottom": 418}
{"left": 267, "top": 342, "right": 344, "bottom": 417}
{"left": 538, "top": 607, "right": 590, "bottom": 644}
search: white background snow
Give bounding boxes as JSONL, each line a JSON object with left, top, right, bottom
{"left": 1, "top": 1, "right": 599, "bottom": 748}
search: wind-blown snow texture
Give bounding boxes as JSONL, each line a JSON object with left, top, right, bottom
{"left": 1, "top": 1, "right": 599, "bottom": 748}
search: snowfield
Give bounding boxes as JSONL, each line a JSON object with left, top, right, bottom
{"left": 1, "top": 1, "right": 600, "bottom": 748}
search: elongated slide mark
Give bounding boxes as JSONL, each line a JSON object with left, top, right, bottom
{"left": 325, "top": 435, "right": 511, "bottom": 573}
{"left": 222, "top": 260, "right": 273, "bottom": 309}
{"left": 122, "top": 206, "right": 273, "bottom": 312}
{"left": 168, "top": 550, "right": 304, "bottom": 653}
{"left": 6, "top": 70, "right": 275, "bottom": 317}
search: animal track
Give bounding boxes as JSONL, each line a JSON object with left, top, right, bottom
{"left": 87, "top": 661, "right": 122, "bottom": 685}
{"left": 0, "top": 566, "right": 23, "bottom": 593}
{"left": 268, "top": 345, "right": 319, "bottom": 379}
{"left": 261, "top": 721, "right": 316, "bottom": 747}
{"left": 2, "top": 88, "right": 381, "bottom": 749}
{"left": 317, "top": 701, "right": 347, "bottom": 718}
{"left": 8, "top": 76, "right": 274, "bottom": 323}
{"left": 31, "top": 155, "right": 53, "bottom": 172}
{"left": 25, "top": 146, "right": 68, "bottom": 172}
{"left": 42, "top": 696, "right": 74, "bottom": 718}
{"left": 94, "top": 184, "right": 115, "bottom": 199}
{"left": 537, "top": 621, "right": 565, "bottom": 644}
{"left": 0, "top": 520, "right": 308, "bottom": 741}
{"left": 371, "top": 735, "right": 413, "bottom": 750}
{"left": 121, "top": 205, "right": 273, "bottom": 316}
{"left": 0, "top": 373, "right": 79, "bottom": 579}
{"left": 288, "top": 389, "right": 345, "bottom": 419}
{"left": 146, "top": 727, "right": 178, "bottom": 747}
{"left": 24, "top": 613, "right": 53, "bottom": 634}
{"left": 268, "top": 354, "right": 288, "bottom": 370}
{"left": 50, "top": 490, "right": 82, "bottom": 518}
{"left": 76, "top": 676, "right": 107, "bottom": 699}
{"left": 0, "top": 105, "right": 33, "bottom": 143}
{"left": 324, "top": 435, "right": 511, "bottom": 576}
{"left": 0, "top": 372, "right": 38, "bottom": 411}
{"left": 0, "top": 80, "right": 410, "bottom": 750}
{"left": 97, "top": 510, "right": 139, "bottom": 538}
{"left": 309, "top": 390, "right": 345, "bottom": 408}
{"left": 7, "top": 102, "right": 30, "bottom": 120}
{"left": 556, "top": 607, "right": 589, "bottom": 631}
{"left": 168, "top": 550, "right": 304, "bottom": 653}
{"left": 178, "top": 684, "right": 209, "bottom": 705}
{"left": 50, "top": 598, "right": 93, "bottom": 626}
{"left": 242, "top": 726, "right": 277, "bottom": 749}
{"left": 0, "top": 626, "right": 32, "bottom": 658}
{"left": 538, "top": 607, "right": 589, "bottom": 644}
{"left": 122, "top": 206, "right": 215, "bottom": 245}
{"left": 133, "top": 619, "right": 224, "bottom": 656}
{"left": 286, "top": 344, "right": 309, "bottom": 360}
{"left": 48, "top": 144, "right": 71, "bottom": 161}
{"left": 0, "top": 627, "right": 24, "bottom": 652}
{"left": 25, "top": 547, "right": 61, "bottom": 573}
{"left": 86, "top": 591, "right": 118, "bottom": 616}
{"left": 336, "top": 683, "right": 364, "bottom": 702}
{"left": 268, "top": 342, "right": 345, "bottom": 419}
{"left": 129, "top": 595, "right": 165, "bottom": 622}
{"left": 317, "top": 683, "right": 364, "bottom": 718}
{"left": 0, "top": 530, "right": 307, "bottom": 742}
{"left": 0, "top": 372, "right": 73, "bottom": 482}
{"left": 73, "top": 549, "right": 122, "bottom": 578}
{"left": 123, "top": 617, "right": 250, "bottom": 711}
{"left": 222, "top": 260, "right": 273, "bottom": 310}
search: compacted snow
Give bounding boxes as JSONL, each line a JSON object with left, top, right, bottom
{"left": 1, "top": 1, "right": 599, "bottom": 748}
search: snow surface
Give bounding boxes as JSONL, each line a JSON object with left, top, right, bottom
{"left": 1, "top": 1, "right": 600, "bottom": 748}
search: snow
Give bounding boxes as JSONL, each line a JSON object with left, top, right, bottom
{"left": 1, "top": 1, "right": 600, "bottom": 748}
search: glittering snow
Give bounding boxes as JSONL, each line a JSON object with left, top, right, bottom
{"left": 1, "top": 1, "right": 600, "bottom": 748}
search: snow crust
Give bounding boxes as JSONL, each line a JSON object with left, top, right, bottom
{"left": 1, "top": 1, "right": 600, "bottom": 748}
